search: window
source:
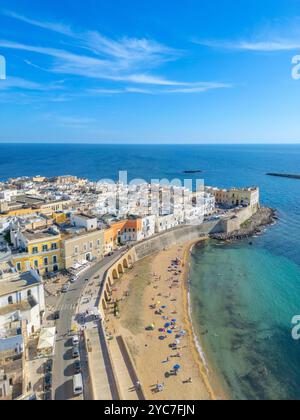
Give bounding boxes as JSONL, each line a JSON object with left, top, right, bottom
{"left": 53, "top": 256, "right": 57, "bottom": 264}
{"left": 44, "top": 257, "right": 48, "bottom": 266}
{"left": 27, "top": 290, "right": 32, "bottom": 297}
{"left": 51, "top": 243, "right": 57, "bottom": 250}
{"left": 16, "top": 262, "right": 22, "bottom": 272}
{"left": 74, "top": 246, "right": 79, "bottom": 255}
{"left": 34, "top": 260, "right": 39, "bottom": 269}
{"left": 32, "top": 247, "right": 38, "bottom": 254}
{"left": 84, "top": 244, "right": 87, "bottom": 251}
{"left": 89, "top": 242, "right": 93, "bottom": 249}
{"left": 42, "top": 245, "right": 48, "bottom": 252}
{"left": 8, "top": 296, "right": 13, "bottom": 305}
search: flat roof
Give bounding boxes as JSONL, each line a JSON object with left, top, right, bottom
{"left": 62, "top": 228, "right": 104, "bottom": 241}
{"left": 0, "top": 272, "right": 41, "bottom": 297}
{"left": 74, "top": 213, "right": 97, "bottom": 220}
{"left": 0, "top": 299, "right": 35, "bottom": 316}
{"left": 22, "top": 230, "right": 60, "bottom": 241}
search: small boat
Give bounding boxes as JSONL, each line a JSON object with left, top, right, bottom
{"left": 183, "top": 170, "right": 203, "bottom": 174}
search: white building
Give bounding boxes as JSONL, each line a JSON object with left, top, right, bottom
{"left": 0, "top": 190, "right": 18, "bottom": 202}
{"left": 0, "top": 262, "right": 45, "bottom": 336}
{"left": 204, "top": 193, "right": 216, "bottom": 216}
{"left": 183, "top": 205, "right": 204, "bottom": 225}
{"left": 140, "top": 215, "right": 156, "bottom": 240}
{"left": 71, "top": 214, "right": 98, "bottom": 232}
{"left": 155, "top": 214, "right": 180, "bottom": 233}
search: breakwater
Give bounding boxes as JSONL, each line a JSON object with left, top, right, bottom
{"left": 267, "top": 173, "right": 300, "bottom": 180}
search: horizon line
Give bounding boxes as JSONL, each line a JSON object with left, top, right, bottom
{"left": 0, "top": 141, "right": 300, "bottom": 146}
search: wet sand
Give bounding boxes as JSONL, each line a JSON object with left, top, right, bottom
{"left": 105, "top": 241, "right": 219, "bottom": 400}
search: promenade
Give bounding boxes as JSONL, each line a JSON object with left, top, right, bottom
{"left": 75, "top": 250, "right": 141, "bottom": 401}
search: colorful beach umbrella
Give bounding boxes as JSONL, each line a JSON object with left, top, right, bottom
{"left": 174, "top": 364, "right": 181, "bottom": 371}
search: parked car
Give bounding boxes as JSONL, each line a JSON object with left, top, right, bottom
{"left": 53, "top": 311, "right": 60, "bottom": 320}
{"left": 72, "top": 335, "right": 79, "bottom": 346}
{"left": 73, "top": 374, "right": 83, "bottom": 396}
{"left": 45, "top": 359, "right": 53, "bottom": 373}
{"left": 72, "top": 346, "right": 80, "bottom": 359}
{"left": 70, "top": 276, "right": 77, "bottom": 284}
{"left": 44, "top": 373, "right": 52, "bottom": 390}
{"left": 74, "top": 360, "right": 82, "bottom": 374}
{"left": 62, "top": 284, "right": 69, "bottom": 293}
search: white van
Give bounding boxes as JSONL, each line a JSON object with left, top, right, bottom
{"left": 73, "top": 374, "right": 83, "bottom": 396}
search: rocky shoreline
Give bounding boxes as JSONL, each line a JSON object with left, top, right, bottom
{"left": 210, "top": 207, "right": 277, "bottom": 241}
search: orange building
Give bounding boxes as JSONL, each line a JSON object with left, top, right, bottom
{"left": 103, "top": 219, "right": 142, "bottom": 254}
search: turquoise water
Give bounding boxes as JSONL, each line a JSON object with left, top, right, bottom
{"left": 190, "top": 241, "right": 300, "bottom": 400}
{"left": 0, "top": 143, "right": 300, "bottom": 399}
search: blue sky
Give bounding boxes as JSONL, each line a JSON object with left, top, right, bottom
{"left": 0, "top": 0, "right": 300, "bottom": 143}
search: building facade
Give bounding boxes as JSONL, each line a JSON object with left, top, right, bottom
{"left": 62, "top": 229, "right": 105, "bottom": 269}
{"left": 0, "top": 262, "right": 45, "bottom": 336}
{"left": 206, "top": 187, "right": 260, "bottom": 210}
{"left": 10, "top": 229, "right": 62, "bottom": 276}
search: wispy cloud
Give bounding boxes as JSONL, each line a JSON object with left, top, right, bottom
{"left": 0, "top": 10, "right": 231, "bottom": 95}
{"left": 0, "top": 75, "right": 63, "bottom": 91}
{"left": 166, "top": 82, "right": 232, "bottom": 93}
{"left": 198, "top": 39, "right": 300, "bottom": 52}
{"left": 195, "top": 17, "right": 300, "bottom": 52}
{"left": 3, "top": 10, "right": 74, "bottom": 36}
{"left": 88, "top": 82, "right": 232, "bottom": 96}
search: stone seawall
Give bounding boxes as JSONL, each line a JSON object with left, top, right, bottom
{"left": 134, "top": 221, "right": 222, "bottom": 260}
{"left": 219, "top": 205, "right": 258, "bottom": 234}
{"left": 211, "top": 207, "right": 275, "bottom": 241}
{"left": 99, "top": 221, "right": 222, "bottom": 315}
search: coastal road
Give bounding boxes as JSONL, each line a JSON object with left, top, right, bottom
{"left": 52, "top": 251, "right": 124, "bottom": 401}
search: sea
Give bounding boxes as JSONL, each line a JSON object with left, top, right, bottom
{"left": 1, "top": 143, "right": 300, "bottom": 400}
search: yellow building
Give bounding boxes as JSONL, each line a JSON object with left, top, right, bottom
{"left": 11, "top": 230, "right": 62, "bottom": 276}
{"left": 52, "top": 212, "right": 68, "bottom": 225}
{"left": 0, "top": 207, "right": 36, "bottom": 217}
{"left": 32, "top": 176, "right": 46, "bottom": 183}
{"left": 206, "top": 187, "right": 260, "bottom": 211}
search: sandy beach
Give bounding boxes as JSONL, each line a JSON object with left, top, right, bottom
{"left": 104, "top": 241, "right": 218, "bottom": 400}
